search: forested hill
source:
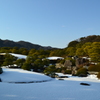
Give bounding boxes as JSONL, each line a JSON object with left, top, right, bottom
{"left": 0, "top": 39, "right": 57, "bottom": 50}
{"left": 68, "top": 35, "right": 100, "bottom": 47}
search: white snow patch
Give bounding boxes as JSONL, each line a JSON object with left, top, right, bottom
{"left": 0, "top": 68, "right": 100, "bottom": 100}
{"left": 46, "top": 56, "right": 64, "bottom": 60}
{"left": 9, "top": 53, "right": 27, "bottom": 59}
{"left": 0, "top": 53, "right": 27, "bottom": 59}
{"left": 0, "top": 68, "right": 52, "bottom": 83}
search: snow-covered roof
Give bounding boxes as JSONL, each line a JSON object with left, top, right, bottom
{"left": 46, "top": 56, "right": 64, "bottom": 60}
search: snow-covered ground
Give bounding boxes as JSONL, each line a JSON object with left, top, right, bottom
{"left": 9, "top": 53, "right": 27, "bottom": 59}
{"left": 0, "top": 68, "right": 100, "bottom": 100}
{"left": 0, "top": 53, "right": 27, "bottom": 59}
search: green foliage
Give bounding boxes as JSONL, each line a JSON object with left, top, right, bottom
{"left": 76, "top": 48, "right": 85, "bottom": 56}
{"left": 68, "top": 40, "right": 79, "bottom": 47}
{"left": 49, "top": 49, "right": 65, "bottom": 57}
{"left": 65, "top": 47, "right": 76, "bottom": 56}
{"left": 15, "top": 59, "right": 25, "bottom": 67}
{"left": 90, "top": 53, "right": 100, "bottom": 62}
{"left": 76, "top": 68, "right": 88, "bottom": 76}
{"left": 2, "top": 53, "right": 17, "bottom": 66}
{"left": 88, "top": 64, "right": 100, "bottom": 72}
{"left": 22, "top": 62, "right": 31, "bottom": 71}
{"left": 44, "top": 65, "right": 56, "bottom": 75}
{"left": 64, "top": 70, "right": 72, "bottom": 74}
{"left": 56, "top": 68, "right": 62, "bottom": 73}
{"left": 22, "top": 54, "right": 50, "bottom": 72}
{"left": 59, "top": 59, "right": 65, "bottom": 64}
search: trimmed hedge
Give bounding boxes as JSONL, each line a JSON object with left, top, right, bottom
{"left": 76, "top": 68, "right": 88, "bottom": 76}
{"left": 88, "top": 64, "right": 100, "bottom": 72}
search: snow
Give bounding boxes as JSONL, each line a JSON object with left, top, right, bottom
{"left": 0, "top": 68, "right": 100, "bottom": 100}
{"left": 0, "top": 68, "right": 52, "bottom": 83}
{"left": 9, "top": 53, "right": 27, "bottom": 59}
{"left": 46, "top": 56, "right": 64, "bottom": 60}
{"left": 0, "top": 53, "right": 27, "bottom": 59}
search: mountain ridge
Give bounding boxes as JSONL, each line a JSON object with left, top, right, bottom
{"left": 0, "top": 39, "right": 58, "bottom": 50}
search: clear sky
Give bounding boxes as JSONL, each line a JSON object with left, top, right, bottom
{"left": 0, "top": 0, "right": 100, "bottom": 48}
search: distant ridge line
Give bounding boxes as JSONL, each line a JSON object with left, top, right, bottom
{"left": 0, "top": 39, "right": 59, "bottom": 50}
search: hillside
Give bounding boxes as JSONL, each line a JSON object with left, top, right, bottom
{"left": 0, "top": 39, "right": 58, "bottom": 50}
{"left": 68, "top": 35, "right": 100, "bottom": 47}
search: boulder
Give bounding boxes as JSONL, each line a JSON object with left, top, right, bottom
{"left": 80, "top": 83, "right": 90, "bottom": 86}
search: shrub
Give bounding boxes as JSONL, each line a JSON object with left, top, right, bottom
{"left": 22, "top": 63, "right": 31, "bottom": 71}
{"left": 88, "top": 64, "right": 100, "bottom": 72}
{"left": 56, "top": 68, "right": 62, "bottom": 73}
{"left": 0, "top": 67, "right": 3, "bottom": 74}
{"left": 43, "top": 65, "right": 56, "bottom": 75}
{"left": 76, "top": 68, "right": 88, "bottom": 76}
{"left": 97, "top": 72, "right": 100, "bottom": 79}
{"left": 64, "top": 70, "right": 72, "bottom": 74}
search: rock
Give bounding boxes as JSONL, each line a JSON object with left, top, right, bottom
{"left": 80, "top": 83, "right": 90, "bottom": 86}
{"left": 78, "top": 74, "right": 87, "bottom": 77}
{"left": 58, "top": 76, "right": 68, "bottom": 78}
{"left": 0, "top": 78, "right": 2, "bottom": 82}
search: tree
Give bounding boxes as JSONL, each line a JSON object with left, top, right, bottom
{"left": 44, "top": 65, "right": 56, "bottom": 75}
{"left": 19, "top": 48, "right": 28, "bottom": 55}
{"left": 83, "top": 45, "right": 92, "bottom": 56}
{"left": 33, "top": 59, "right": 44, "bottom": 72}
{"left": 2, "top": 53, "right": 17, "bottom": 66}
{"left": 28, "top": 49, "right": 36, "bottom": 55}
{"left": 76, "top": 48, "right": 85, "bottom": 56}
{"left": 89, "top": 53, "right": 100, "bottom": 62}
{"left": 65, "top": 47, "right": 76, "bottom": 56}
{"left": 15, "top": 59, "right": 25, "bottom": 68}
{"left": 22, "top": 62, "right": 31, "bottom": 71}
{"left": 68, "top": 40, "right": 79, "bottom": 47}
{"left": 11, "top": 47, "right": 19, "bottom": 54}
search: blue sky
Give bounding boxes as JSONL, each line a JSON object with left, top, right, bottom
{"left": 0, "top": 0, "right": 100, "bottom": 48}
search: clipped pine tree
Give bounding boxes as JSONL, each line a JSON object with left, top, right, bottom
{"left": 22, "top": 62, "right": 31, "bottom": 71}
